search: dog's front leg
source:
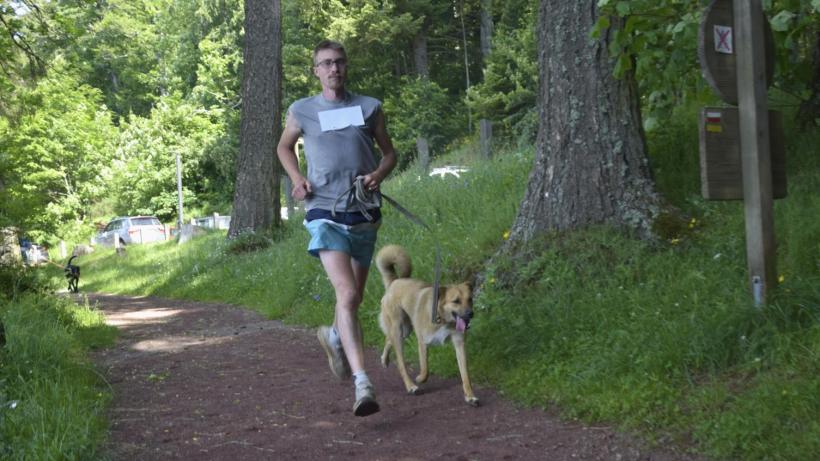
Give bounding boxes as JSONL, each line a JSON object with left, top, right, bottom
{"left": 389, "top": 327, "right": 420, "bottom": 395}
{"left": 415, "top": 340, "right": 429, "bottom": 384}
{"left": 380, "top": 339, "right": 392, "bottom": 367}
{"left": 452, "top": 334, "right": 479, "bottom": 406}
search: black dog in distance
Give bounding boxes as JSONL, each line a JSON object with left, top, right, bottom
{"left": 64, "top": 255, "right": 80, "bottom": 293}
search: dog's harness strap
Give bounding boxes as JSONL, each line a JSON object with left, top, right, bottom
{"left": 334, "top": 177, "right": 441, "bottom": 324}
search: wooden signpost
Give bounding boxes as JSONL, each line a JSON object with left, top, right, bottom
{"left": 698, "top": 0, "right": 784, "bottom": 305}
{"left": 699, "top": 107, "right": 786, "bottom": 200}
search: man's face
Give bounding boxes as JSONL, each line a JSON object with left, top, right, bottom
{"left": 313, "top": 48, "right": 347, "bottom": 91}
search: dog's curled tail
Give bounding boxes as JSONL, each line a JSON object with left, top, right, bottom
{"left": 375, "top": 245, "right": 412, "bottom": 288}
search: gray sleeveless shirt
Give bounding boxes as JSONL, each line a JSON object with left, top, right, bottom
{"left": 288, "top": 92, "right": 382, "bottom": 212}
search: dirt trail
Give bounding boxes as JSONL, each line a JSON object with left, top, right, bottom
{"left": 87, "top": 293, "right": 704, "bottom": 460}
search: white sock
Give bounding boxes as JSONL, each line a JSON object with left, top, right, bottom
{"left": 353, "top": 371, "right": 371, "bottom": 387}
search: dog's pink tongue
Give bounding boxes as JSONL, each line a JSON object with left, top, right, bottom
{"left": 456, "top": 316, "right": 466, "bottom": 332}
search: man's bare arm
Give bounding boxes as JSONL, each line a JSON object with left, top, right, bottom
{"left": 277, "top": 111, "right": 311, "bottom": 200}
{"left": 362, "top": 108, "right": 398, "bottom": 191}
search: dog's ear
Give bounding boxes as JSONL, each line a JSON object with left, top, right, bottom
{"left": 434, "top": 286, "right": 448, "bottom": 322}
{"left": 463, "top": 280, "right": 474, "bottom": 291}
{"left": 437, "top": 286, "right": 448, "bottom": 305}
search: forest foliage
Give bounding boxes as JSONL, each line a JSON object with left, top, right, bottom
{"left": 0, "top": 0, "right": 817, "bottom": 243}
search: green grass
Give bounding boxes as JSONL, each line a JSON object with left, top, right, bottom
{"left": 69, "top": 110, "right": 818, "bottom": 460}
{"left": 0, "top": 292, "right": 118, "bottom": 460}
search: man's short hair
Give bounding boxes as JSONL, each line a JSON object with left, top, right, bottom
{"left": 313, "top": 40, "right": 346, "bottom": 65}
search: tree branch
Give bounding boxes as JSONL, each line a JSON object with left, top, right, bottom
{"left": 0, "top": 9, "right": 46, "bottom": 74}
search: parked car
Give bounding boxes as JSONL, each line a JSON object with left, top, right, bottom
{"left": 19, "top": 238, "right": 50, "bottom": 265}
{"left": 96, "top": 216, "right": 167, "bottom": 246}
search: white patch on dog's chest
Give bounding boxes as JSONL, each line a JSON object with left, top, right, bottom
{"left": 424, "top": 325, "right": 452, "bottom": 346}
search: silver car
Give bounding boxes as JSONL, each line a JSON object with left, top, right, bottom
{"left": 96, "top": 216, "right": 167, "bottom": 246}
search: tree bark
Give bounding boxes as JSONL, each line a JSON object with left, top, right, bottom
{"left": 0, "top": 227, "right": 22, "bottom": 267}
{"left": 229, "top": 0, "right": 282, "bottom": 238}
{"left": 510, "top": 0, "right": 660, "bottom": 243}
{"left": 480, "top": 0, "right": 493, "bottom": 60}
{"left": 413, "top": 29, "right": 429, "bottom": 78}
{"left": 413, "top": 23, "right": 431, "bottom": 170}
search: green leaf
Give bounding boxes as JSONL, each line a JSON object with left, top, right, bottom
{"left": 616, "top": 1, "right": 631, "bottom": 16}
{"left": 591, "top": 16, "right": 611, "bottom": 39}
{"left": 671, "top": 20, "right": 687, "bottom": 34}
{"left": 770, "top": 10, "right": 796, "bottom": 32}
{"left": 614, "top": 53, "right": 632, "bottom": 78}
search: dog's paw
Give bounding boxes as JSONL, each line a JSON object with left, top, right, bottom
{"left": 380, "top": 356, "right": 390, "bottom": 368}
{"left": 407, "top": 386, "right": 420, "bottom": 396}
{"left": 464, "top": 396, "right": 480, "bottom": 407}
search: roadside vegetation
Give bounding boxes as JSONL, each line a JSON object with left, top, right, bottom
{"left": 2, "top": 1, "right": 817, "bottom": 459}
{"left": 65, "top": 100, "right": 820, "bottom": 461}
{"left": 0, "top": 268, "right": 118, "bottom": 460}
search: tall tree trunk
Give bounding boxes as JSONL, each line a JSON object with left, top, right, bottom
{"left": 459, "top": 0, "right": 473, "bottom": 132}
{"left": 480, "top": 0, "right": 493, "bottom": 61}
{"left": 229, "top": 0, "right": 282, "bottom": 238}
{"left": 270, "top": 2, "right": 283, "bottom": 229}
{"left": 510, "top": 0, "right": 660, "bottom": 243}
{"left": 413, "top": 23, "right": 431, "bottom": 170}
{"left": 413, "top": 30, "right": 429, "bottom": 78}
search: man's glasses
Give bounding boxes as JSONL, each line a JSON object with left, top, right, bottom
{"left": 315, "top": 58, "right": 347, "bottom": 69}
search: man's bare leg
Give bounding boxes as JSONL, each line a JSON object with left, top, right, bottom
{"left": 320, "top": 250, "right": 366, "bottom": 372}
{"left": 319, "top": 250, "right": 379, "bottom": 416}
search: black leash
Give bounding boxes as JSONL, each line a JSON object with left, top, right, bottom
{"left": 333, "top": 177, "right": 442, "bottom": 324}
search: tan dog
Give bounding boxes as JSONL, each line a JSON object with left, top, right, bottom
{"left": 376, "top": 245, "right": 479, "bottom": 406}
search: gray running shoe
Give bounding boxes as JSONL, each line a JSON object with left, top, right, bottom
{"left": 317, "top": 326, "right": 351, "bottom": 380}
{"left": 353, "top": 381, "right": 380, "bottom": 417}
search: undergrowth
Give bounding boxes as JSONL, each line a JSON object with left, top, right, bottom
{"left": 0, "top": 292, "right": 117, "bottom": 460}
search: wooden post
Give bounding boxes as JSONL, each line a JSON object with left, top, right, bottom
{"left": 213, "top": 212, "right": 219, "bottom": 229}
{"left": 59, "top": 240, "right": 67, "bottom": 259}
{"left": 283, "top": 175, "right": 294, "bottom": 219}
{"left": 734, "top": 0, "right": 776, "bottom": 305}
{"left": 480, "top": 119, "right": 493, "bottom": 159}
{"left": 416, "top": 137, "right": 430, "bottom": 172}
{"left": 176, "top": 150, "right": 184, "bottom": 234}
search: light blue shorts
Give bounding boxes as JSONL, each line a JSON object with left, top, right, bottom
{"left": 304, "top": 219, "right": 381, "bottom": 267}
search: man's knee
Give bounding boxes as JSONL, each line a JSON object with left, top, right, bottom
{"left": 335, "top": 285, "right": 362, "bottom": 308}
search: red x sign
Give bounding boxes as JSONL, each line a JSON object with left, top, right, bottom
{"left": 714, "top": 25, "right": 733, "bottom": 54}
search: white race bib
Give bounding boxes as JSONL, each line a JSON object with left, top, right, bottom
{"left": 318, "top": 106, "right": 365, "bottom": 132}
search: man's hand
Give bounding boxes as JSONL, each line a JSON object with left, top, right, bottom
{"left": 292, "top": 177, "right": 312, "bottom": 200}
{"left": 361, "top": 172, "right": 382, "bottom": 192}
